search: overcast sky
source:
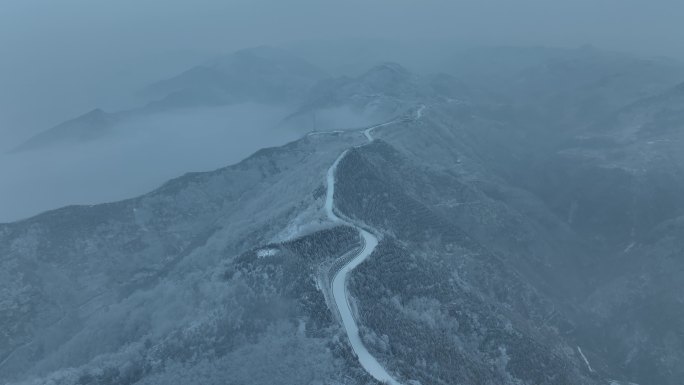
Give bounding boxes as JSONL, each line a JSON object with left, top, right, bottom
{"left": 2, "top": 0, "right": 684, "bottom": 141}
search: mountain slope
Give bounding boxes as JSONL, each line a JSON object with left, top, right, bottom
{"left": 1, "top": 133, "right": 373, "bottom": 384}
{"left": 522, "top": 83, "right": 684, "bottom": 385}
{"left": 2, "top": 105, "right": 607, "bottom": 385}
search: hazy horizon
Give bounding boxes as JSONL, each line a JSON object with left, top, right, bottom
{"left": 3, "top": 0, "right": 684, "bottom": 143}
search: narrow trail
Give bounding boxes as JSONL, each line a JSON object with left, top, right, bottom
{"left": 325, "top": 105, "right": 425, "bottom": 385}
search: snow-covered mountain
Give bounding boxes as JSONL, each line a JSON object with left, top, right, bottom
{"left": 283, "top": 62, "right": 478, "bottom": 130}
{"left": 520, "top": 83, "right": 684, "bottom": 384}
{"left": 143, "top": 45, "right": 328, "bottom": 109}
{"left": 0, "top": 106, "right": 601, "bottom": 385}
{"left": 3, "top": 44, "right": 684, "bottom": 385}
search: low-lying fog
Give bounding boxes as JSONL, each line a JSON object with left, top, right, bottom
{"left": 0, "top": 104, "right": 301, "bottom": 222}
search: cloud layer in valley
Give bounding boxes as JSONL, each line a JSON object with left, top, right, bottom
{"left": 0, "top": 104, "right": 299, "bottom": 222}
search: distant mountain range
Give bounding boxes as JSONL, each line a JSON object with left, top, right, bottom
{"left": 3, "top": 43, "right": 684, "bottom": 385}
{"left": 13, "top": 44, "right": 684, "bottom": 153}
{"left": 10, "top": 109, "right": 121, "bottom": 153}
{"left": 142, "top": 45, "right": 328, "bottom": 108}
{"left": 11, "top": 46, "right": 328, "bottom": 152}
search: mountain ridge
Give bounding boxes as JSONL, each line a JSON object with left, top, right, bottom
{"left": 4, "top": 44, "right": 684, "bottom": 385}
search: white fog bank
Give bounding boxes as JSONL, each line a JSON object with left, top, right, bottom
{"left": 0, "top": 104, "right": 300, "bottom": 223}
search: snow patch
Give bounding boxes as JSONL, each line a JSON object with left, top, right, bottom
{"left": 271, "top": 198, "right": 331, "bottom": 243}
{"left": 415, "top": 104, "right": 426, "bottom": 119}
{"left": 256, "top": 248, "right": 278, "bottom": 258}
{"left": 623, "top": 242, "right": 636, "bottom": 253}
{"left": 577, "top": 346, "right": 594, "bottom": 372}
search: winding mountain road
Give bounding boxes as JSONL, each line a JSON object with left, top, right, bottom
{"left": 325, "top": 105, "right": 425, "bottom": 385}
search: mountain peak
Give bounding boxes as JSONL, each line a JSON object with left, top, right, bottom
{"left": 671, "top": 81, "right": 684, "bottom": 94}
{"left": 362, "top": 62, "right": 412, "bottom": 80}
{"left": 145, "top": 45, "right": 327, "bottom": 107}
{"left": 11, "top": 108, "right": 118, "bottom": 153}
{"left": 80, "top": 108, "right": 110, "bottom": 122}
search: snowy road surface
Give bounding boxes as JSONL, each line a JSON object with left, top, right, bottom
{"left": 332, "top": 230, "right": 399, "bottom": 384}
{"left": 323, "top": 106, "right": 426, "bottom": 385}
{"left": 363, "top": 105, "right": 425, "bottom": 142}
{"left": 326, "top": 148, "right": 401, "bottom": 385}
